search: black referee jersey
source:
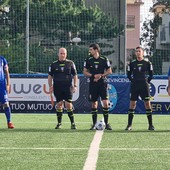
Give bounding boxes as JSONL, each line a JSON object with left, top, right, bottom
{"left": 48, "top": 59, "right": 77, "bottom": 83}
{"left": 84, "top": 56, "right": 111, "bottom": 83}
{"left": 127, "top": 59, "right": 153, "bottom": 83}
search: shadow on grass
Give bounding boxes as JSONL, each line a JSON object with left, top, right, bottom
{"left": 103, "top": 129, "right": 170, "bottom": 133}
{"left": 0, "top": 128, "right": 169, "bottom": 133}
{"left": 0, "top": 128, "right": 96, "bottom": 133}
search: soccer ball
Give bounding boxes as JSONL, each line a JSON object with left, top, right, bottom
{"left": 95, "top": 120, "right": 105, "bottom": 130}
{"left": 108, "top": 100, "right": 114, "bottom": 109}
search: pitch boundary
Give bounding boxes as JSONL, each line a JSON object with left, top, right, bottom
{"left": 0, "top": 147, "right": 169, "bottom": 151}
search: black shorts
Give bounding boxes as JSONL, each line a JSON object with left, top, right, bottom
{"left": 89, "top": 82, "right": 108, "bottom": 102}
{"left": 130, "top": 81, "right": 150, "bottom": 101}
{"left": 53, "top": 82, "right": 73, "bottom": 103}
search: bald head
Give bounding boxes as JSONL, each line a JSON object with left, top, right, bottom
{"left": 58, "top": 48, "right": 67, "bottom": 61}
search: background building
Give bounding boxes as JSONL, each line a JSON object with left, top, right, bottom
{"left": 1, "top": 0, "right": 168, "bottom": 75}
{"left": 126, "top": 0, "right": 144, "bottom": 62}
{"left": 85, "top": 0, "right": 126, "bottom": 74}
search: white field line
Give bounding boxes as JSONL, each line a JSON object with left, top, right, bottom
{"left": 0, "top": 147, "right": 88, "bottom": 150}
{"left": 101, "top": 148, "right": 170, "bottom": 151}
{"left": 0, "top": 147, "right": 170, "bottom": 151}
{"left": 83, "top": 130, "right": 104, "bottom": 170}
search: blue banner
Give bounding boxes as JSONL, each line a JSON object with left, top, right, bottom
{"left": 0, "top": 74, "right": 169, "bottom": 114}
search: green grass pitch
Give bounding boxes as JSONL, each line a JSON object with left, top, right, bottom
{"left": 0, "top": 113, "right": 170, "bottom": 170}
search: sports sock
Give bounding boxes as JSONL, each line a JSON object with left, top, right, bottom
{"left": 4, "top": 107, "right": 11, "bottom": 123}
{"left": 128, "top": 109, "right": 134, "bottom": 126}
{"left": 56, "top": 108, "right": 63, "bottom": 124}
{"left": 67, "top": 108, "right": 74, "bottom": 124}
{"left": 103, "top": 107, "right": 109, "bottom": 125}
{"left": 91, "top": 108, "right": 97, "bottom": 125}
{"left": 146, "top": 109, "right": 153, "bottom": 126}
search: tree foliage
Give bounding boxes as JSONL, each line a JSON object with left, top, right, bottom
{"left": 141, "top": 15, "right": 162, "bottom": 55}
{"left": 141, "top": 0, "right": 170, "bottom": 54}
{"left": 140, "top": 0, "right": 170, "bottom": 74}
{"left": 28, "top": 0, "right": 121, "bottom": 42}
{"left": 154, "top": 0, "right": 170, "bottom": 5}
{"left": 0, "top": 0, "right": 123, "bottom": 73}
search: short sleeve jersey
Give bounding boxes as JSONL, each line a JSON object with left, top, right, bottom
{"left": 84, "top": 55, "right": 110, "bottom": 74}
{"left": 0, "top": 56, "right": 8, "bottom": 87}
{"left": 127, "top": 59, "right": 153, "bottom": 83}
{"left": 48, "top": 59, "right": 77, "bottom": 83}
{"left": 168, "top": 67, "right": 170, "bottom": 77}
{"left": 84, "top": 56, "right": 111, "bottom": 83}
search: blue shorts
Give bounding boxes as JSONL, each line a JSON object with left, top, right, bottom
{"left": 0, "top": 88, "right": 9, "bottom": 104}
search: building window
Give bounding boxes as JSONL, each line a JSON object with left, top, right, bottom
{"left": 160, "top": 25, "right": 166, "bottom": 41}
{"left": 127, "top": 15, "right": 135, "bottom": 29}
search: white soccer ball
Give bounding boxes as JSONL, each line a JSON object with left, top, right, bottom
{"left": 95, "top": 120, "right": 105, "bottom": 130}
{"left": 108, "top": 100, "right": 114, "bottom": 109}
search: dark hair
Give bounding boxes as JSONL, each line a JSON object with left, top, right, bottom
{"left": 89, "top": 43, "right": 100, "bottom": 53}
{"left": 136, "top": 46, "right": 144, "bottom": 51}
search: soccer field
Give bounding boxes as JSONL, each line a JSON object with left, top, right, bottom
{"left": 0, "top": 114, "right": 170, "bottom": 170}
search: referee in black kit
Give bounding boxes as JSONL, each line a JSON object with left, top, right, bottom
{"left": 83, "top": 43, "right": 112, "bottom": 130}
{"left": 48, "top": 47, "right": 78, "bottom": 129}
{"left": 125, "top": 46, "right": 155, "bottom": 131}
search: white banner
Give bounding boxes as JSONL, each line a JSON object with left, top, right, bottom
{"left": 151, "top": 79, "right": 170, "bottom": 102}
{"left": 8, "top": 78, "right": 79, "bottom": 101}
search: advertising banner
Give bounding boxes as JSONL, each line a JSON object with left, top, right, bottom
{"left": 0, "top": 75, "right": 169, "bottom": 114}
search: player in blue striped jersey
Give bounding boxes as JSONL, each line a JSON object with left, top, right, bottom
{"left": 0, "top": 56, "right": 14, "bottom": 128}
{"left": 168, "top": 67, "right": 170, "bottom": 96}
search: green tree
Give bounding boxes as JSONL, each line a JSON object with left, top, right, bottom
{"left": 0, "top": 0, "right": 10, "bottom": 39}
{"left": 141, "top": 15, "right": 162, "bottom": 55}
{"left": 0, "top": 0, "right": 9, "bottom": 6}
{"left": 141, "top": 0, "right": 170, "bottom": 54}
{"left": 154, "top": 0, "right": 170, "bottom": 4}
{"left": 140, "top": 0, "right": 170, "bottom": 74}
{"left": 0, "top": 41, "right": 26, "bottom": 73}
{"left": 2, "top": 0, "right": 123, "bottom": 73}
{"left": 29, "top": 0, "right": 121, "bottom": 42}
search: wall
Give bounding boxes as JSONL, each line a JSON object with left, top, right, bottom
{"left": 127, "top": 3, "right": 141, "bottom": 49}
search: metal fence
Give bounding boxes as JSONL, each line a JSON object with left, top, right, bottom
{"left": 0, "top": 0, "right": 169, "bottom": 75}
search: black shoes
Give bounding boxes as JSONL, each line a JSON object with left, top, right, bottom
{"left": 89, "top": 125, "right": 96, "bottom": 130}
{"left": 148, "top": 125, "right": 155, "bottom": 130}
{"left": 55, "top": 123, "right": 77, "bottom": 129}
{"left": 125, "top": 125, "right": 155, "bottom": 131}
{"left": 71, "top": 123, "right": 77, "bottom": 129}
{"left": 105, "top": 123, "right": 112, "bottom": 130}
{"left": 55, "top": 123, "right": 62, "bottom": 129}
{"left": 125, "top": 125, "right": 132, "bottom": 131}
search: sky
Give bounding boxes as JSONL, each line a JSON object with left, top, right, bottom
{"left": 141, "top": 0, "right": 153, "bottom": 24}
{"left": 140, "top": 0, "right": 154, "bottom": 49}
